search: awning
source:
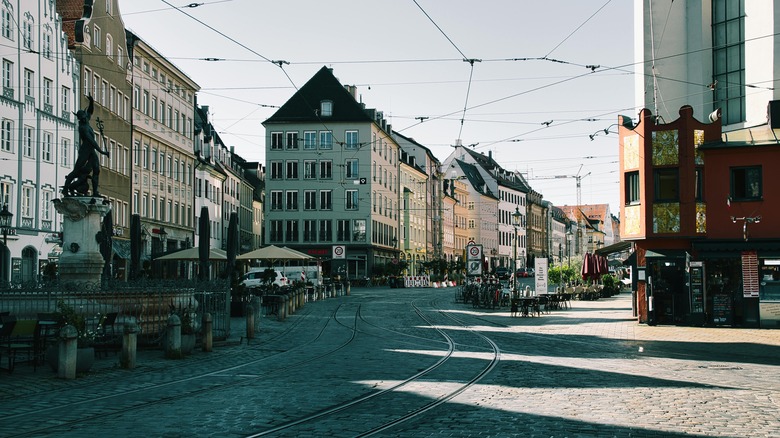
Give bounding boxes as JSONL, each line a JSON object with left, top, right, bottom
{"left": 595, "top": 241, "right": 631, "bottom": 256}
{"left": 693, "top": 239, "right": 780, "bottom": 258}
{"left": 644, "top": 249, "right": 689, "bottom": 259}
{"left": 112, "top": 239, "right": 132, "bottom": 259}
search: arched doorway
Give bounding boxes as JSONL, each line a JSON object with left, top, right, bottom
{"left": 21, "top": 246, "right": 37, "bottom": 283}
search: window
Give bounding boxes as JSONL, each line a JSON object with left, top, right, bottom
{"left": 42, "top": 190, "right": 52, "bottom": 220}
{"left": 285, "top": 190, "right": 298, "bottom": 210}
{"left": 106, "top": 0, "right": 113, "bottom": 15}
{"left": 286, "top": 132, "right": 298, "bottom": 150}
{"left": 2, "top": 59, "right": 12, "bottom": 95}
{"left": 1, "top": 7, "right": 11, "bottom": 40}
{"left": 353, "top": 220, "right": 366, "bottom": 242}
{"left": 304, "top": 190, "right": 317, "bottom": 210}
{"left": 151, "top": 148, "right": 157, "bottom": 171}
{"left": 269, "top": 220, "right": 283, "bottom": 242}
{"left": 337, "top": 220, "right": 351, "bottom": 241}
{"left": 270, "top": 191, "right": 282, "bottom": 210}
{"left": 42, "top": 30, "right": 52, "bottom": 58}
{"left": 285, "top": 220, "right": 298, "bottom": 242}
{"left": 712, "top": 0, "right": 745, "bottom": 125}
{"left": 42, "top": 131, "right": 52, "bottom": 162}
{"left": 151, "top": 96, "right": 157, "bottom": 119}
{"left": 22, "top": 186, "right": 32, "bottom": 218}
{"left": 23, "top": 69, "right": 33, "bottom": 99}
{"left": 695, "top": 168, "right": 704, "bottom": 201}
{"left": 303, "top": 160, "right": 317, "bottom": 179}
{"left": 319, "top": 131, "right": 333, "bottom": 149}
{"left": 731, "top": 166, "right": 762, "bottom": 200}
{"left": 270, "top": 161, "right": 283, "bottom": 179}
{"left": 319, "top": 220, "right": 332, "bottom": 241}
{"left": 320, "top": 190, "right": 332, "bottom": 210}
{"left": 22, "top": 17, "right": 32, "bottom": 50}
{"left": 303, "top": 220, "right": 317, "bottom": 242}
{"left": 61, "top": 86, "right": 70, "bottom": 115}
{"left": 0, "top": 181, "right": 11, "bottom": 206}
{"left": 1, "top": 119, "right": 11, "bottom": 152}
{"left": 286, "top": 160, "right": 298, "bottom": 179}
{"left": 345, "top": 159, "right": 359, "bottom": 179}
{"left": 93, "top": 25, "right": 101, "bottom": 49}
{"left": 22, "top": 126, "right": 34, "bottom": 158}
{"left": 133, "top": 85, "right": 140, "bottom": 109}
{"left": 270, "top": 132, "right": 283, "bottom": 150}
{"left": 303, "top": 131, "right": 316, "bottom": 149}
{"left": 653, "top": 168, "right": 679, "bottom": 202}
{"left": 625, "top": 171, "right": 640, "bottom": 205}
{"left": 345, "top": 130, "right": 358, "bottom": 149}
{"left": 319, "top": 160, "right": 332, "bottom": 179}
{"left": 61, "top": 138, "right": 70, "bottom": 167}
{"left": 345, "top": 189, "right": 359, "bottom": 210}
{"left": 142, "top": 90, "right": 149, "bottom": 114}
{"left": 320, "top": 100, "right": 333, "bottom": 117}
{"left": 106, "top": 34, "right": 113, "bottom": 59}
{"left": 142, "top": 194, "right": 148, "bottom": 216}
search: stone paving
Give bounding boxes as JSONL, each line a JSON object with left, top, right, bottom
{"left": 0, "top": 287, "right": 778, "bottom": 437}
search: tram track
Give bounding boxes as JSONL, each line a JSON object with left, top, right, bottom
{"left": 245, "top": 299, "right": 501, "bottom": 437}
{"left": 0, "top": 303, "right": 360, "bottom": 437}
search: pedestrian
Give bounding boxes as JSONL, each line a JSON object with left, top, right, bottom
{"left": 510, "top": 300, "right": 518, "bottom": 317}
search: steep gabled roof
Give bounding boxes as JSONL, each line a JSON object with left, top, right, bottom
{"left": 461, "top": 147, "right": 530, "bottom": 193}
{"left": 264, "top": 66, "right": 374, "bottom": 124}
{"left": 455, "top": 159, "right": 497, "bottom": 200}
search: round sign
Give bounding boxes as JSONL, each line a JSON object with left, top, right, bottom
{"left": 469, "top": 246, "right": 480, "bottom": 257}
{"left": 334, "top": 246, "right": 344, "bottom": 257}
{"left": 468, "top": 240, "right": 476, "bottom": 245}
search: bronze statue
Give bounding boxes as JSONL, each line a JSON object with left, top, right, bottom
{"left": 62, "top": 94, "right": 109, "bottom": 197}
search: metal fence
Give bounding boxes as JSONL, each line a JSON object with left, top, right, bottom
{"left": 0, "top": 279, "right": 231, "bottom": 346}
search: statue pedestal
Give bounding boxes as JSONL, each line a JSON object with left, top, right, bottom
{"left": 53, "top": 197, "right": 112, "bottom": 286}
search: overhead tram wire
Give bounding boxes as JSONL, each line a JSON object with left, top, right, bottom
{"left": 543, "top": 0, "right": 613, "bottom": 59}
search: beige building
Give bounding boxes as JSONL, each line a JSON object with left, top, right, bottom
{"left": 127, "top": 32, "right": 199, "bottom": 275}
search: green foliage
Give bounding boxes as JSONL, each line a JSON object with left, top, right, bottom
{"left": 549, "top": 266, "right": 578, "bottom": 284}
{"left": 55, "top": 300, "right": 96, "bottom": 347}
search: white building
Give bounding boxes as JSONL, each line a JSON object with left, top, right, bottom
{"left": 0, "top": 1, "right": 77, "bottom": 282}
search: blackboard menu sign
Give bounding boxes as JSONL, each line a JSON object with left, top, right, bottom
{"left": 689, "top": 262, "right": 705, "bottom": 314}
{"left": 712, "top": 294, "right": 732, "bottom": 325}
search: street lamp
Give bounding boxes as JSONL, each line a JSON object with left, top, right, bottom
{"left": 0, "top": 204, "right": 12, "bottom": 246}
{"left": 511, "top": 206, "right": 522, "bottom": 294}
{"left": 566, "top": 229, "right": 573, "bottom": 269}
{"left": 159, "top": 227, "right": 167, "bottom": 253}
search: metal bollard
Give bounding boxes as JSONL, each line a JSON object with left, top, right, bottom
{"left": 165, "top": 314, "right": 182, "bottom": 359}
{"left": 58, "top": 324, "right": 78, "bottom": 379}
{"left": 121, "top": 320, "right": 139, "bottom": 369}
{"left": 202, "top": 313, "right": 213, "bottom": 352}
{"left": 245, "top": 305, "right": 255, "bottom": 340}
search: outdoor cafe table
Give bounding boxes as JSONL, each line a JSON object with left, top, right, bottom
{"left": 516, "top": 297, "right": 539, "bottom": 317}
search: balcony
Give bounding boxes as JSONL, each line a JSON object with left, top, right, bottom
{"left": 2, "top": 87, "right": 13, "bottom": 99}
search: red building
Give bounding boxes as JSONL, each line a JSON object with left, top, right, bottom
{"left": 619, "top": 106, "right": 780, "bottom": 328}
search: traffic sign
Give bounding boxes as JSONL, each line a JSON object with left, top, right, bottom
{"left": 466, "top": 244, "right": 482, "bottom": 260}
{"left": 332, "top": 245, "right": 345, "bottom": 259}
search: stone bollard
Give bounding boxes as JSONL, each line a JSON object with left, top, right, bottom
{"left": 298, "top": 289, "right": 304, "bottom": 308}
{"left": 165, "top": 314, "right": 182, "bottom": 359}
{"left": 279, "top": 295, "right": 287, "bottom": 321}
{"left": 120, "top": 320, "right": 139, "bottom": 369}
{"left": 58, "top": 324, "right": 78, "bottom": 379}
{"left": 346, "top": 281, "right": 351, "bottom": 296}
{"left": 202, "top": 313, "right": 213, "bottom": 352}
{"left": 245, "top": 305, "right": 255, "bottom": 340}
{"left": 252, "top": 296, "right": 262, "bottom": 332}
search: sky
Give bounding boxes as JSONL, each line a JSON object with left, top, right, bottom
{"left": 118, "top": 0, "right": 636, "bottom": 214}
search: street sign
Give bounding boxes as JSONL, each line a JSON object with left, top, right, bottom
{"left": 467, "top": 260, "right": 482, "bottom": 276}
{"left": 466, "top": 244, "right": 482, "bottom": 260}
{"left": 359, "top": 177, "right": 367, "bottom": 184}
{"left": 332, "top": 245, "right": 345, "bottom": 259}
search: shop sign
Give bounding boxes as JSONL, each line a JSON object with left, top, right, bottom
{"left": 742, "top": 251, "right": 759, "bottom": 298}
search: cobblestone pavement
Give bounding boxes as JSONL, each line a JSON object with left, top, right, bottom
{"left": 1, "top": 287, "right": 778, "bottom": 437}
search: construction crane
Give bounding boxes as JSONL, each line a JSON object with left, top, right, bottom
{"left": 526, "top": 164, "right": 591, "bottom": 206}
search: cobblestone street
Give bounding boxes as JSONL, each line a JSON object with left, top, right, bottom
{"left": 1, "top": 286, "right": 778, "bottom": 437}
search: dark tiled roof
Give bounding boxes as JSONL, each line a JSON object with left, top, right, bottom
{"left": 264, "top": 66, "right": 374, "bottom": 124}
{"left": 461, "top": 148, "right": 529, "bottom": 192}
{"left": 455, "top": 159, "right": 497, "bottom": 199}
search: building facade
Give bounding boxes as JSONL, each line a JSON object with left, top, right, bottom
{"left": 1, "top": 1, "right": 77, "bottom": 282}
{"left": 263, "top": 66, "right": 399, "bottom": 279}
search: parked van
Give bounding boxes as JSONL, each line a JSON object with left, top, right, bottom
{"left": 241, "top": 269, "right": 288, "bottom": 289}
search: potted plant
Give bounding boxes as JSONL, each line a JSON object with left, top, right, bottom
{"left": 46, "top": 300, "right": 97, "bottom": 373}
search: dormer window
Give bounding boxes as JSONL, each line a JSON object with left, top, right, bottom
{"left": 320, "top": 100, "right": 333, "bottom": 117}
